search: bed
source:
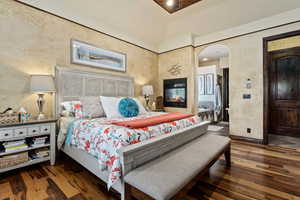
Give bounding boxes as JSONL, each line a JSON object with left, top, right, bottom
{"left": 55, "top": 66, "right": 209, "bottom": 200}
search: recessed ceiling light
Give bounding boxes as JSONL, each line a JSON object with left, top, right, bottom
{"left": 202, "top": 58, "right": 208, "bottom": 61}
{"left": 166, "top": 0, "right": 174, "bottom": 7}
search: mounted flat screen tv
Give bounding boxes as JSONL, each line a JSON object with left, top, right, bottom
{"left": 163, "top": 78, "right": 187, "bottom": 108}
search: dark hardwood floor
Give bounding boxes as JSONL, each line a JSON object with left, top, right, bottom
{"left": 1, "top": 140, "right": 300, "bottom": 200}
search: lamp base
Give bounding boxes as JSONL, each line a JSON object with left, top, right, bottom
{"left": 144, "top": 95, "right": 151, "bottom": 111}
{"left": 37, "top": 113, "right": 46, "bottom": 120}
{"left": 36, "top": 94, "right": 46, "bottom": 120}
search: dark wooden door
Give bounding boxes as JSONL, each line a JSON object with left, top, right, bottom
{"left": 269, "top": 47, "right": 300, "bottom": 136}
{"left": 223, "top": 68, "right": 229, "bottom": 122}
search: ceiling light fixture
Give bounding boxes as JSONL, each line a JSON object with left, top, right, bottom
{"left": 166, "top": 0, "right": 174, "bottom": 7}
{"left": 202, "top": 58, "right": 208, "bottom": 61}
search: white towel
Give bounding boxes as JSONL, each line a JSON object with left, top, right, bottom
{"left": 215, "top": 85, "right": 222, "bottom": 116}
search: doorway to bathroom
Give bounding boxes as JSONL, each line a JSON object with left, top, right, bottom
{"left": 196, "top": 44, "right": 230, "bottom": 135}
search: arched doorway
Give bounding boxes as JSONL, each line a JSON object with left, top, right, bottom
{"left": 196, "top": 44, "right": 230, "bottom": 133}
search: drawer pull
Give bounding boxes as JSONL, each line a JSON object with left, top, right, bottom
{"left": 32, "top": 130, "right": 36, "bottom": 133}
{"left": 4, "top": 133, "right": 9, "bottom": 137}
{"left": 19, "top": 132, "right": 23, "bottom": 134}
{"left": 44, "top": 128, "right": 48, "bottom": 131}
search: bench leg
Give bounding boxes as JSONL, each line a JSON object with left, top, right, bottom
{"left": 124, "top": 183, "right": 132, "bottom": 200}
{"left": 224, "top": 143, "right": 231, "bottom": 167}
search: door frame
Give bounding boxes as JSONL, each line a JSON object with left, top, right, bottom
{"left": 222, "top": 68, "right": 229, "bottom": 122}
{"left": 263, "top": 29, "right": 300, "bottom": 145}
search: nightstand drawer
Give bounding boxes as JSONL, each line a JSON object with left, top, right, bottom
{"left": 40, "top": 124, "right": 51, "bottom": 134}
{"left": 28, "top": 126, "right": 40, "bottom": 136}
{"left": 14, "top": 128, "right": 27, "bottom": 137}
{"left": 0, "top": 129, "right": 14, "bottom": 140}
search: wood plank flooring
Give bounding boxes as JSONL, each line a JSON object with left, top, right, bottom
{"left": 1, "top": 140, "right": 300, "bottom": 200}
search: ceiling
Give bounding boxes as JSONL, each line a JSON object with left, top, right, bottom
{"left": 153, "top": 0, "right": 202, "bottom": 14}
{"left": 18, "top": 0, "right": 300, "bottom": 52}
{"left": 198, "top": 44, "right": 229, "bottom": 61}
{"left": 163, "top": 0, "right": 300, "bottom": 42}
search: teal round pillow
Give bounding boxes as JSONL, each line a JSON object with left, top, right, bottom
{"left": 119, "top": 98, "right": 139, "bottom": 117}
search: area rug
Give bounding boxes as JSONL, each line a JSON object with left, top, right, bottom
{"left": 207, "top": 125, "right": 224, "bottom": 132}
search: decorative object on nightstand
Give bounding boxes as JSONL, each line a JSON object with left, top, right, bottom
{"left": 142, "top": 85, "right": 154, "bottom": 110}
{"left": 156, "top": 96, "right": 164, "bottom": 110}
{"left": 0, "top": 109, "right": 19, "bottom": 125}
{"left": 1, "top": 108, "right": 13, "bottom": 115}
{"left": 0, "top": 118, "right": 57, "bottom": 172}
{"left": 30, "top": 75, "right": 56, "bottom": 120}
{"left": 19, "top": 107, "right": 31, "bottom": 122}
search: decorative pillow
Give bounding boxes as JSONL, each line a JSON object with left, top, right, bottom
{"left": 79, "top": 96, "right": 105, "bottom": 118}
{"left": 100, "top": 96, "right": 123, "bottom": 119}
{"left": 61, "top": 101, "right": 81, "bottom": 112}
{"left": 73, "top": 102, "right": 84, "bottom": 119}
{"left": 60, "top": 110, "right": 74, "bottom": 117}
{"left": 119, "top": 98, "right": 139, "bottom": 117}
{"left": 133, "top": 98, "right": 148, "bottom": 114}
{"left": 60, "top": 101, "right": 83, "bottom": 119}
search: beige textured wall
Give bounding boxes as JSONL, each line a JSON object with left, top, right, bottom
{"left": 268, "top": 35, "right": 300, "bottom": 52}
{"left": 158, "top": 24, "right": 300, "bottom": 140}
{"left": 0, "top": 1, "right": 158, "bottom": 117}
{"left": 198, "top": 37, "right": 263, "bottom": 140}
{"left": 158, "top": 46, "right": 195, "bottom": 113}
{"left": 195, "top": 22, "right": 300, "bottom": 140}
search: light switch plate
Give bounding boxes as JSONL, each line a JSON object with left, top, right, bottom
{"left": 243, "top": 94, "right": 251, "bottom": 99}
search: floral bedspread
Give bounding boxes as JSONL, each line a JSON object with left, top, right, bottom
{"left": 66, "top": 112, "right": 201, "bottom": 189}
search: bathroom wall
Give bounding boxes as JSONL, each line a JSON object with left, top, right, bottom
{"left": 197, "top": 66, "right": 217, "bottom": 104}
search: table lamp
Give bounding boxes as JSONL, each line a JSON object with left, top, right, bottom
{"left": 30, "top": 75, "right": 56, "bottom": 120}
{"left": 142, "top": 85, "right": 154, "bottom": 110}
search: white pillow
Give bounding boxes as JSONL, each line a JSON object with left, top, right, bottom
{"left": 133, "top": 98, "right": 148, "bottom": 114}
{"left": 100, "top": 96, "right": 122, "bottom": 119}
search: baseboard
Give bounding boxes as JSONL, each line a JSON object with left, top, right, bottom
{"left": 230, "top": 135, "right": 264, "bottom": 144}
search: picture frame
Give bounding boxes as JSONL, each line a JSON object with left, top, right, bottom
{"left": 198, "top": 75, "right": 205, "bottom": 95}
{"left": 71, "top": 39, "right": 127, "bottom": 72}
{"left": 205, "top": 73, "right": 214, "bottom": 95}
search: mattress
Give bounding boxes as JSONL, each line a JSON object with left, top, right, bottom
{"left": 59, "top": 112, "right": 202, "bottom": 189}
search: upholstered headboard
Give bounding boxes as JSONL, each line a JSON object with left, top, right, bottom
{"left": 55, "top": 66, "right": 134, "bottom": 117}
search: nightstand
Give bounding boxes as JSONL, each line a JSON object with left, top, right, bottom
{"left": 0, "top": 118, "right": 57, "bottom": 173}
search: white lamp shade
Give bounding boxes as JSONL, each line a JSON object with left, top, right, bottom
{"left": 142, "top": 85, "right": 154, "bottom": 96}
{"left": 30, "top": 75, "right": 56, "bottom": 93}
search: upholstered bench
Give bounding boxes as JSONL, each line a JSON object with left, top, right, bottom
{"left": 124, "top": 134, "right": 231, "bottom": 200}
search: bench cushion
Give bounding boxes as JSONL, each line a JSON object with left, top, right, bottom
{"left": 124, "top": 134, "right": 230, "bottom": 200}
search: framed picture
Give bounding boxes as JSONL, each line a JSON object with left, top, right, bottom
{"left": 205, "top": 73, "right": 214, "bottom": 95}
{"left": 198, "top": 75, "right": 205, "bottom": 95}
{"left": 71, "top": 40, "right": 127, "bottom": 72}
